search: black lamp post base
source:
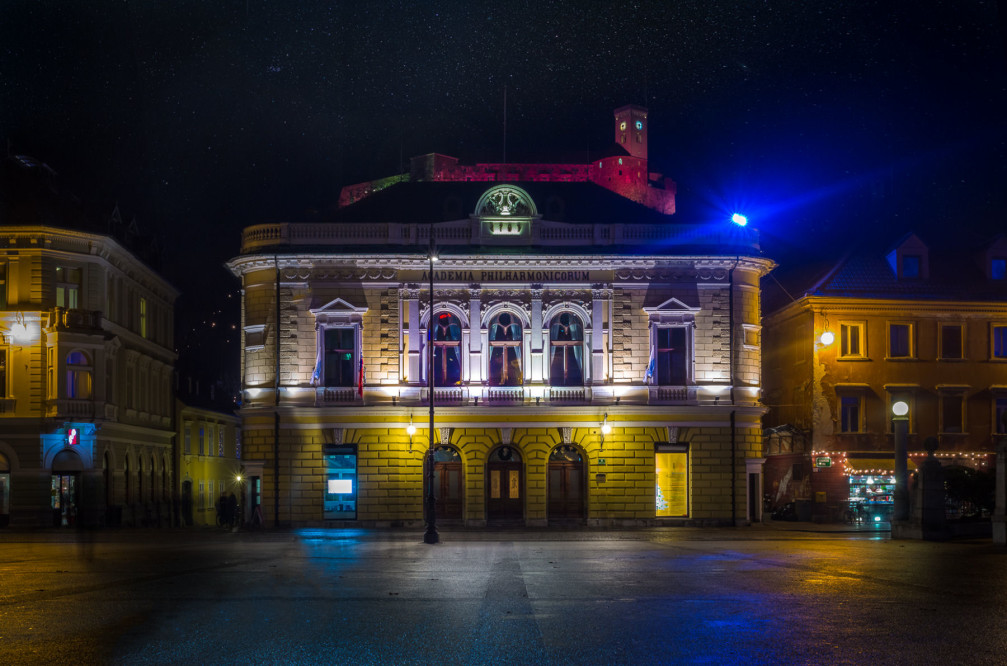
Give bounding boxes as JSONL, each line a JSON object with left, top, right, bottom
{"left": 423, "top": 528, "right": 439, "bottom": 544}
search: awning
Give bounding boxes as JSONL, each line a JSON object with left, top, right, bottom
{"left": 845, "top": 457, "right": 917, "bottom": 474}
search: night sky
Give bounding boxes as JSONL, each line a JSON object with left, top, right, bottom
{"left": 2, "top": 1, "right": 1007, "bottom": 378}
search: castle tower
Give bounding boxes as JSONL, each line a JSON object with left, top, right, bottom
{"left": 614, "top": 105, "right": 648, "bottom": 160}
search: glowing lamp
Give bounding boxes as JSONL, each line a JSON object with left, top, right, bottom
{"left": 819, "top": 330, "right": 835, "bottom": 346}
{"left": 892, "top": 401, "right": 909, "bottom": 417}
{"left": 601, "top": 415, "right": 612, "bottom": 436}
{"left": 731, "top": 213, "right": 748, "bottom": 227}
{"left": 406, "top": 424, "right": 417, "bottom": 437}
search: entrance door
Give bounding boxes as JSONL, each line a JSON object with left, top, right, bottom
{"left": 486, "top": 446, "right": 523, "bottom": 524}
{"left": 51, "top": 474, "right": 79, "bottom": 527}
{"left": 548, "top": 445, "right": 584, "bottom": 524}
{"left": 433, "top": 446, "right": 463, "bottom": 520}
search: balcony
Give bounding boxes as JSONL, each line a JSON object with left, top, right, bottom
{"left": 46, "top": 399, "right": 95, "bottom": 419}
{"left": 47, "top": 307, "right": 103, "bottom": 332}
{"left": 316, "top": 387, "right": 358, "bottom": 405}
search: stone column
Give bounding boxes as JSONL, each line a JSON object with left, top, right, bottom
{"left": 468, "top": 287, "right": 482, "bottom": 382}
{"left": 530, "top": 286, "right": 544, "bottom": 382}
{"left": 591, "top": 286, "right": 609, "bottom": 384}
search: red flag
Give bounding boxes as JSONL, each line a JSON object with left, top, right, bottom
{"left": 357, "top": 357, "right": 364, "bottom": 396}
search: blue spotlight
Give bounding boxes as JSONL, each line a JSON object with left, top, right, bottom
{"left": 731, "top": 213, "right": 748, "bottom": 226}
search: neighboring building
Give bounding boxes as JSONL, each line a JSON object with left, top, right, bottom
{"left": 228, "top": 107, "right": 774, "bottom": 528}
{"left": 762, "top": 232, "right": 1007, "bottom": 522}
{"left": 175, "top": 393, "right": 242, "bottom": 527}
{"left": 0, "top": 156, "right": 177, "bottom": 528}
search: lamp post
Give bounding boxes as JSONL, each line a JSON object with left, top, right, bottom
{"left": 892, "top": 400, "right": 910, "bottom": 523}
{"left": 423, "top": 235, "right": 440, "bottom": 544}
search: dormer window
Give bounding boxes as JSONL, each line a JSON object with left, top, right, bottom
{"left": 992, "top": 257, "right": 1006, "bottom": 280}
{"left": 901, "top": 255, "right": 921, "bottom": 279}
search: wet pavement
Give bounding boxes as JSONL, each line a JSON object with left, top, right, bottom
{"left": 1, "top": 523, "right": 1005, "bottom": 664}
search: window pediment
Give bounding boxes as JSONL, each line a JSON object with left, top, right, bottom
{"left": 644, "top": 297, "right": 700, "bottom": 324}
{"left": 310, "top": 297, "right": 368, "bottom": 324}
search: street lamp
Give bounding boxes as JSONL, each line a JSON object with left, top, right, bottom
{"left": 892, "top": 400, "right": 909, "bottom": 522}
{"left": 424, "top": 234, "right": 440, "bottom": 544}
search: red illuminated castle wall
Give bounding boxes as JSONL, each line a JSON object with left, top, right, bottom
{"left": 339, "top": 104, "right": 676, "bottom": 215}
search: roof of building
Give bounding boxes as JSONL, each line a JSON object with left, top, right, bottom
{"left": 765, "top": 231, "right": 1007, "bottom": 311}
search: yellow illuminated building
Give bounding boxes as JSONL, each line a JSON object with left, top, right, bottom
{"left": 227, "top": 107, "right": 775, "bottom": 528}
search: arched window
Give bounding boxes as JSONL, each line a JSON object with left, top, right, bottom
{"left": 431, "top": 312, "right": 462, "bottom": 386}
{"left": 66, "top": 350, "right": 92, "bottom": 399}
{"left": 488, "top": 312, "right": 522, "bottom": 386}
{"left": 549, "top": 312, "right": 584, "bottom": 386}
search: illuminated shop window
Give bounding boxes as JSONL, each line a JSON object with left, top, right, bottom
{"left": 55, "top": 266, "right": 81, "bottom": 309}
{"left": 991, "top": 325, "right": 1007, "bottom": 359}
{"left": 323, "top": 327, "right": 357, "bottom": 387}
{"left": 323, "top": 445, "right": 357, "bottom": 520}
{"left": 431, "top": 312, "right": 462, "bottom": 386}
{"left": 549, "top": 312, "right": 584, "bottom": 386}
{"left": 488, "top": 312, "right": 522, "bottom": 386}
{"left": 940, "top": 324, "right": 964, "bottom": 360}
{"left": 839, "top": 322, "right": 866, "bottom": 359}
{"left": 888, "top": 322, "right": 914, "bottom": 359}
{"left": 655, "top": 443, "right": 688, "bottom": 517}
{"left": 65, "top": 350, "right": 92, "bottom": 399}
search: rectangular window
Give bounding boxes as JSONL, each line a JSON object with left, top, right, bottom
{"left": 323, "top": 445, "right": 357, "bottom": 519}
{"left": 198, "top": 480, "right": 204, "bottom": 512}
{"left": 655, "top": 327, "right": 688, "bottom": 385}
{"left": 236, "top": 429, "right": 242, "bottom": 460}
{"left": 901, "top": 255, "right": 920, "bottom": 278}
{"left": 996, "top": 397, "right": 1007, "bottom": 434}
{"left": 199, "top": 427, "right": 205, "bottom": 456}
{"left": 839, "top": 395, "right": 862, "bottom": 433}
{"left": 218, "top": 428, "right": 225, "bottom": 457}
{"left": 839, "top": 322, "right": 865, "bottom": 359}
{"left": 0, "top": 348, "right": 6, "bottom": 398}
{"left": 184, "top": 422, "right": 192, "bottom": 455}
{"left": 208, "top": 481, "right": 214, "bottom": 510}
{"left": 993, "top": 258, "right": 1006, "bottom": 280}
{"left": 656, "top": 445, "right": 688, "bottom": 517}
{"left": 323, "top": 327, "right": 356, "bottom": 387}
{"left": 940, "top": 392, "right": 965, "bottom": 434}
{"left": 139, "top": 297, "right": 148, "bottom": 338}
{"left": 940, "top": 324, "right": 964, "bottom": 360}
{"left": 0, "top": 262, "right": 6, "bottom": 309}
{"left": 55, "top": 267, "right": 81, "bottom": 309}
{"left": 888, "top": 323, "right": 913, "bottom": 359}
{"left": 992, "top": 325, "right": 1007, "bottom": 360}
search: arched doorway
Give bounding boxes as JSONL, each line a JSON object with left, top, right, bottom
{"left": 433, "top": 446, "right": 463, "bottom": 520}
{"left": 51, "top": 449, "right": 83, "bottom": 527}
{"left": 548, "top": 445, "right": 585, "bottom": 524}
{"left": 486, "top": 445, "right": 523, "bottom": 524}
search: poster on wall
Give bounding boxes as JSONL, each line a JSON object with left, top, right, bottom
{"left": 656, "top": 452, "right": 688, "bottom": 517}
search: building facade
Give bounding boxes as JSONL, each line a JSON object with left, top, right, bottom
{"left": 762, "top": 233, "right": 1007, "bottom": 522}
{"left": 228, "top": 108, "right": 774, "bottom": 528}
{"left": 175, "top": 398, "right": 242, "bottom": 527}
{"left": 0, "top": 157, "right": 177, "bottom": 527}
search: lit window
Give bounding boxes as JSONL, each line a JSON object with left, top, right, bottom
{"left": 940, "top": 324, "right": 964, "bottom": 360}
{"left": 488, "top": 312, "right": 523, "bottom": 386}
{"left": 654, "top": 327, "right": 688, "bottom": 385}
{"left": 888, "top": 322, "right": 914, "bottom": 359}
{"left": 992, "top": 325, "right": 1007, "bottom": 359}
{"left": 839, "top": 322, "right": 866, "bottom": 359}
{"left": 839, "top": 394, "right": 863, "bottom": 433}
{"left": 55, "top": 267, "right": 81, "bottom": 309}
{"left": 549, "top": 312, "right": 584, "bottom": 386}
{"left": 65, "top": 350, "right": 92, "bottom": 399}
{"left": 431, "top": 312, "right": 462, "bottom": 386}
{"left": 139, "top": 298, "right": 148, "bottom": 338}
{"left": 940, "top": 391, "right": 965, "bottom": 434}
{"left": 323, "top": 327, "right": 357, "bottom": 387}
